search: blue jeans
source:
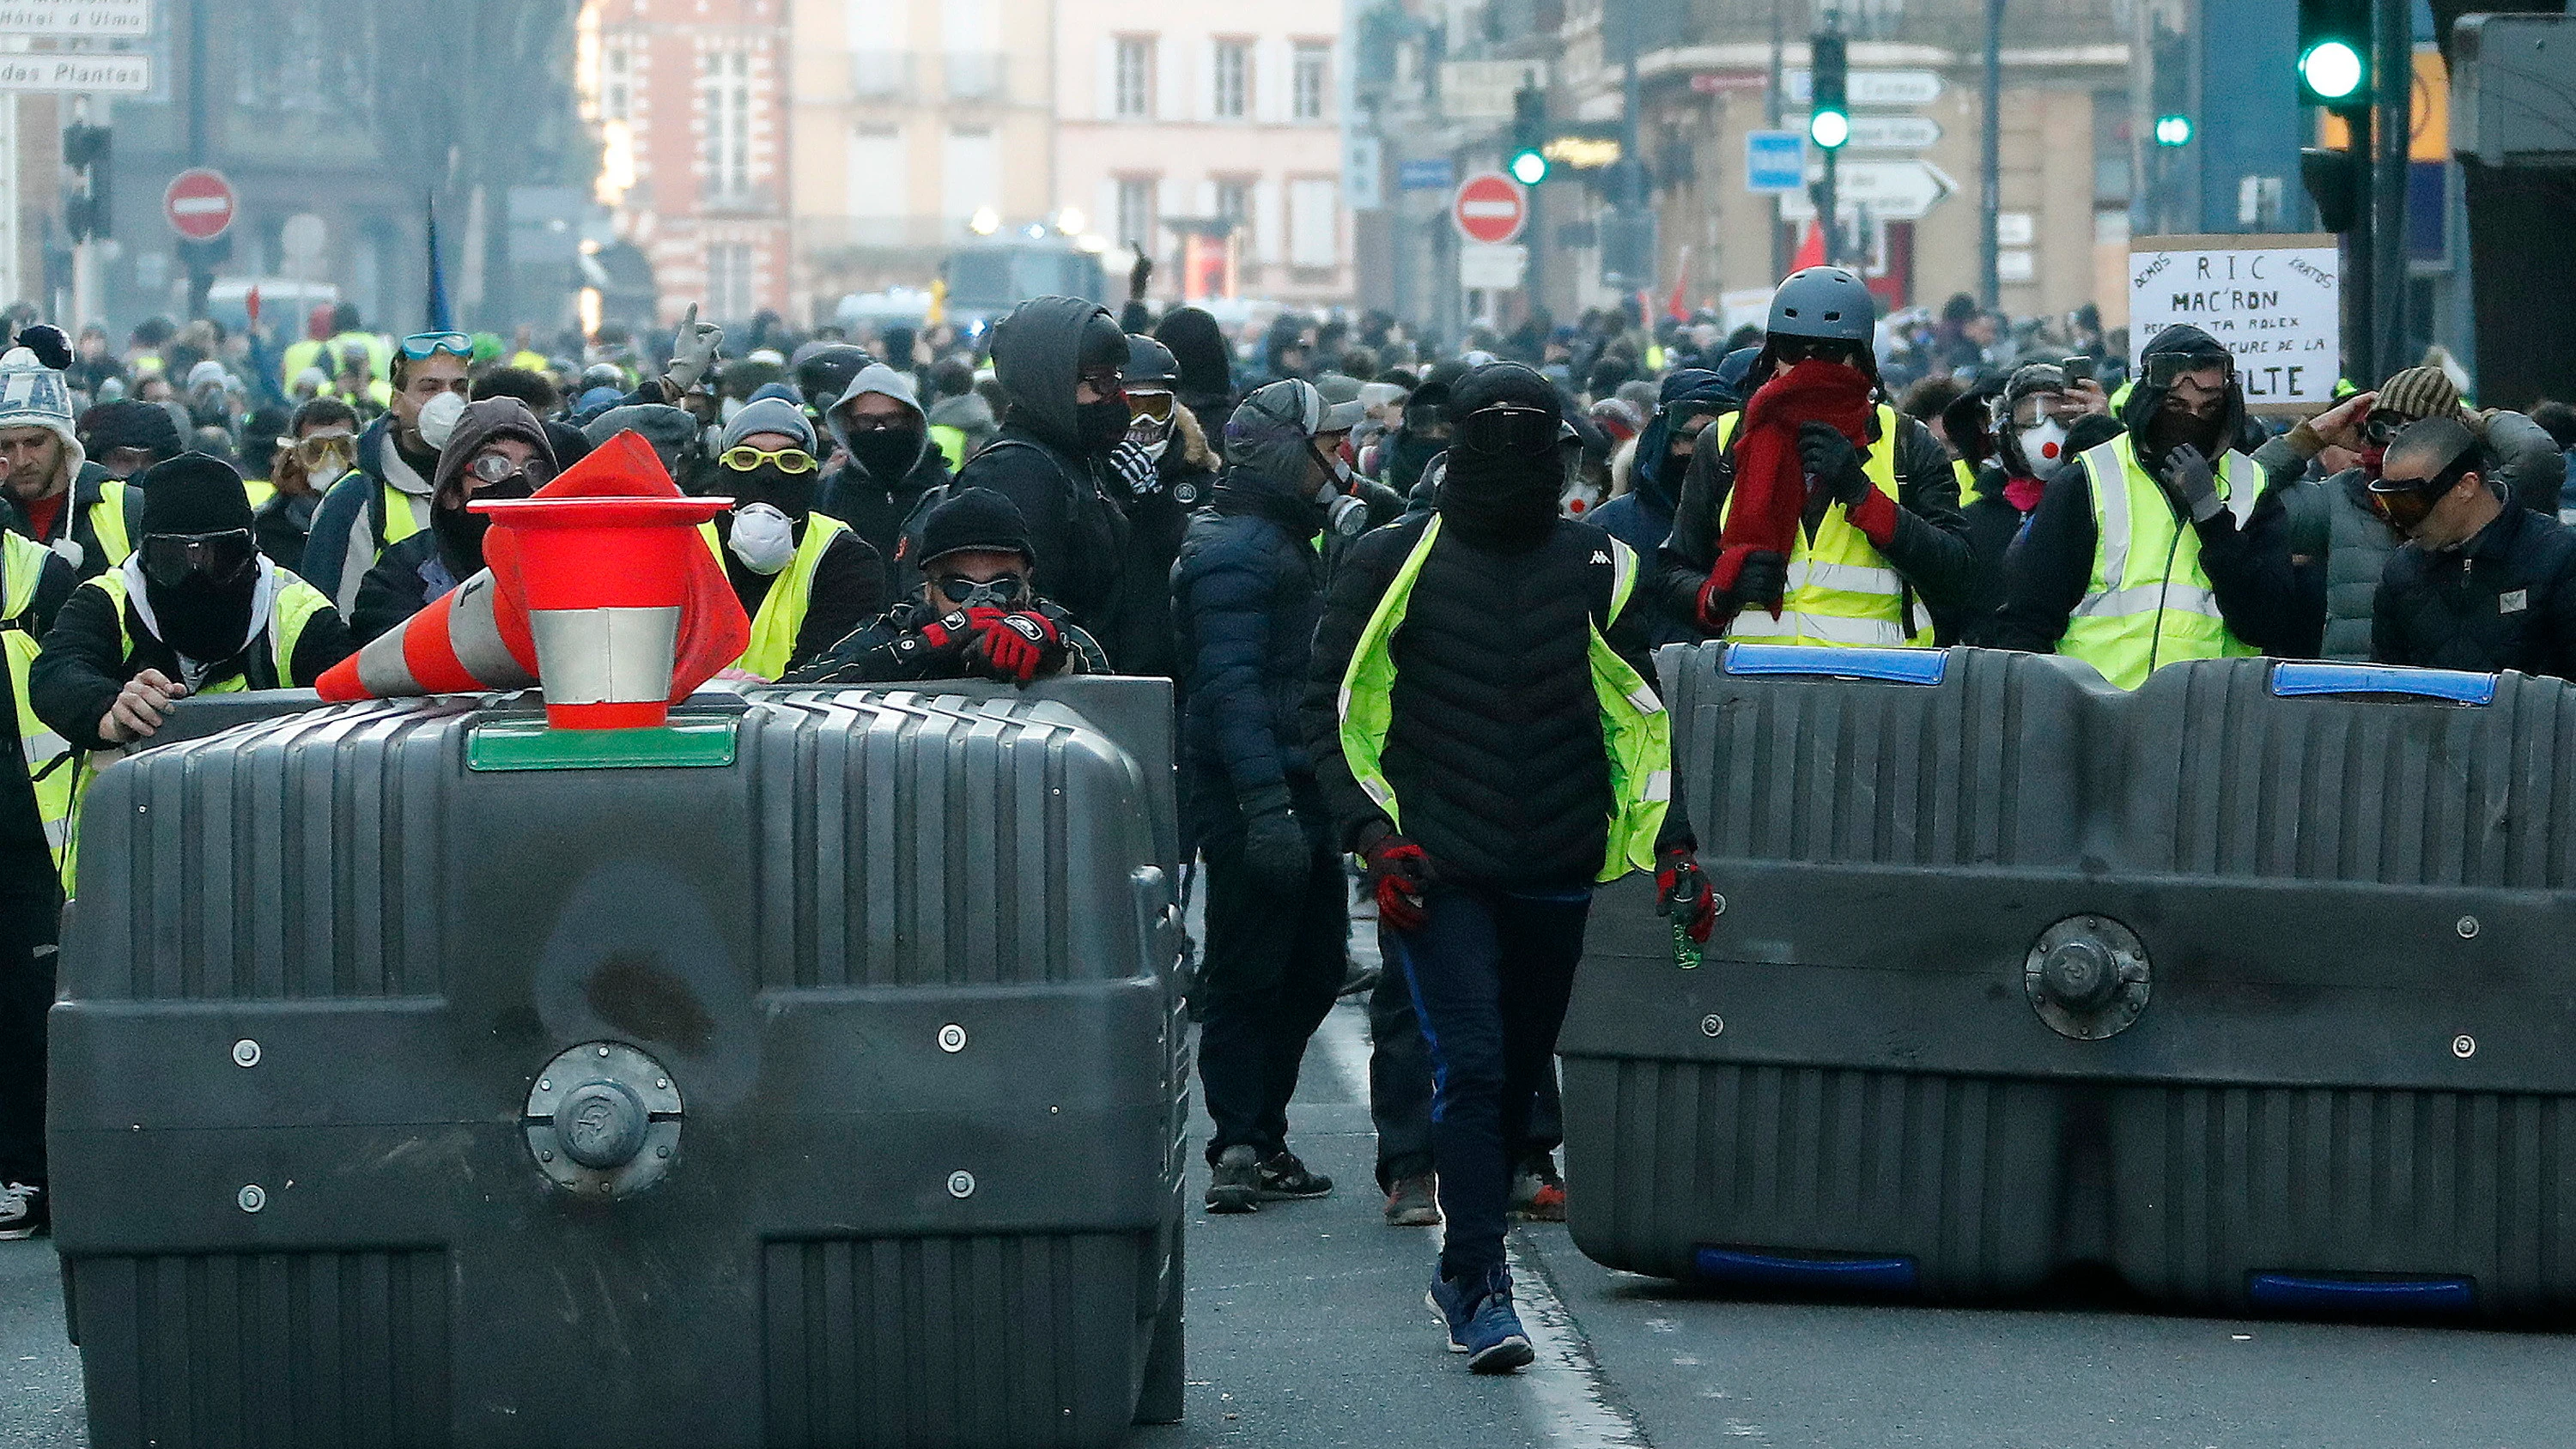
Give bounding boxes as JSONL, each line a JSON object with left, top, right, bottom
{"left": 1371, "top": 925, "right": 1564, "bottom": 1191}
{"left": 1390, "top": 882, "right": 1591, "bottom": 1281}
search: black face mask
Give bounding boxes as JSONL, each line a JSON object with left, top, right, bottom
{"left": 1389, "top": 433, "right": 1445, "bottom": 491}
{"left": 2144, "top": 404, "right": 2226, "bottom": 470}
{"left": 432, "top": 503, "right": 490, "bottom": 573}
{"left": 1076, "top": 399, "right": 1131, "bottom": 455}
{"left": 845, "top": 427, "right": 922, "bottom": 481}
{"left": 149, "top": 572, "right": 258, "bottom": 665}
{"left": 726, "top": 463, "right": 816, "bottom": 518}
{"left": 1438, "top": 446, "right": 1562, "bottom": 548}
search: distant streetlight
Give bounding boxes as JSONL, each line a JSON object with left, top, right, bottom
{"left": 969, "top": 206, "right": 1000, "bottom": 236}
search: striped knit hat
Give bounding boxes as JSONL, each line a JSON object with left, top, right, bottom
{"left": 2377, "top": 366, "right": 2464, "bottom": 423}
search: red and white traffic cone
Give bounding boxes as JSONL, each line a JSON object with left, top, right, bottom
{"left": 475, "top": 490, "right": 730, "bottom": 730}
{"left": 315, "top": 567, "right": 538, "bottom": 702}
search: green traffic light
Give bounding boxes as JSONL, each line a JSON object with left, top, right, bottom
{"left": 1809, "top": 109, "right": 1850, "bottom": 150}
{"left": 2154, "top": 114, "right": 2193, "bottom": 147}
{"left": 2300, "top": 39, "right": 2365, "bottom": 101}
{"left": 1510, "top": 149, "right": 1549, "bottom": 185}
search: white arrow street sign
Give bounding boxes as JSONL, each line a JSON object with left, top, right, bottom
{"left": 1846, "top": 114, "right": 1941, "bottom": 150}
{"left": 1777, "top": 159, "right": 1960, "bottom": 221}
{"left": 1785, "top": 69, "right": 1945, "bottom": 106}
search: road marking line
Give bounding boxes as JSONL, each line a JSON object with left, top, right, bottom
{"left": 1510, "top": 1235, "right": 1655, "bottom": 1446}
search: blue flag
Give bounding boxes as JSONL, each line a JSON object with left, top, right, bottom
{"left": 425, "top": 194, "right": 454, "bottom": 333}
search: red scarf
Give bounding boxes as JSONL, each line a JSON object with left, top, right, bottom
{"left": 1704, "top": 361, "right": 1874, "bottom": 619}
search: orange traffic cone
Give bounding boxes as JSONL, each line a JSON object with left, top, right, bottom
{"left": 315, "top": 430, "right": 749, "bottom": 730}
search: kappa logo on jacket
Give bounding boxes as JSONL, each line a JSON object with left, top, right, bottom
{"left": 1589, "top": 549, "right": 1611, "bottom": 565}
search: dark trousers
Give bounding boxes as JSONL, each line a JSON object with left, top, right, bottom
{"left": 0, "top": 845, "right": 62, "bottom": 1188}
{"left": 1393, "top": 882, "right": 1590, "bottom": 1282}
{"left": 1195, "top": 794, "right": 1349, "bottom": 1166}
{"left": 1370, "top": 925, "right": 1563, "bottom": 1191}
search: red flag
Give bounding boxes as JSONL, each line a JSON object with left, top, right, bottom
{"left": 1790, "top": 221, "right": 1826, "bottom": 273}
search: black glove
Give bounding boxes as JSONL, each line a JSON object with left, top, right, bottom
{"left": 1695, "top": 549, "right": 1792, "bottom": 627}
{"left": 2159, "top": 443, "right": 2223, "bottom": 524}
{"left": 1240, "top": 793, "right": 1312, "bottom": 890}
{"left": 1129, "top": 248, "right": 1154, "bottom": 300}
{"left": 1797, "top": 421, "right": 1870, "bottom": 507}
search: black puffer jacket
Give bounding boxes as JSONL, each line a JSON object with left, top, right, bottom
{"left": 954, "top": 298, "right": 1131, "bottom": 629}
{"left": 1170, "top": 473, "right": 1326, "bottom": 825}
{"left": 2373, "top": 500, "right": 2576, "bottom": 680}
{"left": 1304, "top": 513, "right": 1662, "bottom": 888}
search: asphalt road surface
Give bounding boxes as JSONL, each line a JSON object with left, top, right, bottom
{"left": 9, "top": 992, "right": 2576, "bottom": 1447}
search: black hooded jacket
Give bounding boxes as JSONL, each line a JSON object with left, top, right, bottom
{"left": 951, "top": 297, "right": 1130, "bottom": 638}
{"left": 1592, "top": 367, "right": 1736, "bottom": 646}
{"left": 1154, "top": 306, "right": 1238, "bottom": 444}
{"left": 1989, "top": 324, "right": 2305, "bottom": 657}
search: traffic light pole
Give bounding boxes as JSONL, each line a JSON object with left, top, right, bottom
{"left": 2368, "top": 0, "right": 2409, "bottom": 384}
{"left": 1820, "top": 149, "right": 1838, "bottom": 267}
{"left": 2337, "top": 103, "right": 2373, "bottom": 385}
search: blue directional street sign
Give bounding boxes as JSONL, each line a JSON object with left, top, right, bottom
{"left": 1744, "top": 130, "right": 1807, "bottom": 194}
{"left": 1399, "top": 157, "right": 1458, "bottom": 192}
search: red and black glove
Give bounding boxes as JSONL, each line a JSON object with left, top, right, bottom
{"left": 913, "top": 609, "right": 978, "bottom": 661}
{"left": 1360, "top": 826, "right": 1432, "bottom": 932}
{"left": 1656, "top": 846, "right": 1716, "bottom": 943}
{"left": 970, "top": 609, "right": 1067, "bottom": 685}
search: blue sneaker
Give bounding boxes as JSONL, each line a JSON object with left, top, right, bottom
{"left": 1425, "top": 1264, "right": 1535, "bottom": 1373}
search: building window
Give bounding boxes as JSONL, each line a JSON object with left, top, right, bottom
{"left": 604, "top": 42, "right": 634, "bottom": 123}
{"left": 700, "top": 51, "right": 753, "bottom": 200}
{"left": 1289, "top": 179, "right": 1338, "bottom": 268}
{"left": 943, "top": 126, "right": 999, "bottom": 223}
{"left": 707, "top": 242, "right": 754, "bottom": 321}
{"left": 1214, "top": 179, "right": 1252, "bottom": 237}
{"left": 1212, "top": 39, "right": 1249, "bottom": 119}
{"left": 1115, "top": 36, "right": 1154, "bottom": 118}
{"left": 1116, "top": 178, "right": 1157, "bottom": 251}
{"left": 1292, "top": 42, "right": 1329, "bottom": 122}
{"left": 849, "top": 126, "right": 906, "bottom": 222}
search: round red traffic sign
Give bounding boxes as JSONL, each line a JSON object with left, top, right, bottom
{"left": 1451, "top": 172, "right": 1528, "bottom": 246}
{"left": 164, "top": 167, "right": 237, "bottom": 242}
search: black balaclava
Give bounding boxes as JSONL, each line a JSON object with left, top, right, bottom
{"left": 135, "top": 452, "right": 259, "bottom": 664}
{"left": 847, "top": 427, "right": 921, "bottom": 482}
{"left": 2126, "top": 324, "right": 2240, "bottom": 472}
{"left": 1074, "top": 310, "right": 1133, "bottom": 455}
{"left": 1438, "top": 364, "right": 1564, "bottom": 549}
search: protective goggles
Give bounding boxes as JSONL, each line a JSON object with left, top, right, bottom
{"left": 467, "top": 451, "right": 556, "bottom": 488}
{"left": 2360, "top": 409, "right": 2415, "bottom": 447}
{"left": 1455, "top": 403, "right": 1559, "bottom": 458}
{"left": 294, "top": 433, "right": 356, "bottom": 467}
{"left": 1078, "top": 366, "right": 1126, "bottom": 397}
{"left": 2142, "top": 352, "right": 2233, "bottom": 390}
{"left": 2366, "top": 446, "right": 2477, "bottom": 534}
{"left": 719, "top": 446, "right": 817, "bottom": 474}
{"left": 1771, "top": 336, "right": 1861, "bottom": 366}
{"left": 1126, "top": 391, "right": 1175, "bottom": 423}
{"left": 933, "top": 573, "right": 1028, "bottom": 607}
{"left": 139, "top": 529, "right": 258, "bottom": 590}
{"left": 398, "top": 331, "right": 473, "bottom": 361}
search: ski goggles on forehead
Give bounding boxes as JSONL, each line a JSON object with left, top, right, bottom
{"left": 1455, "top": 403, "right": 1558, "bottom": 457}
{"left": 139, "top": 529, "right": 258, "bottom": 589}
{"left": 398, "top": 331, "right": 473, "bottom": 361}
{"left": 719, "top": 445, "right": 817, "bottom": 473}
{"left": 2360, "top": 409, "right": 2416, "bottom": 446}
{"left": 2142, "top": 353, "right": 2233, "bottom": 390}
{"left": 933, "top": 572, "right": 1027, "bottom": 606}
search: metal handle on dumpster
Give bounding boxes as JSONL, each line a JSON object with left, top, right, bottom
{"left": 1722, "top": 644, "right": 1947, "bottom": 685}
{"left": 2269, "top": 661, "right": 2497, "bottom": 705}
